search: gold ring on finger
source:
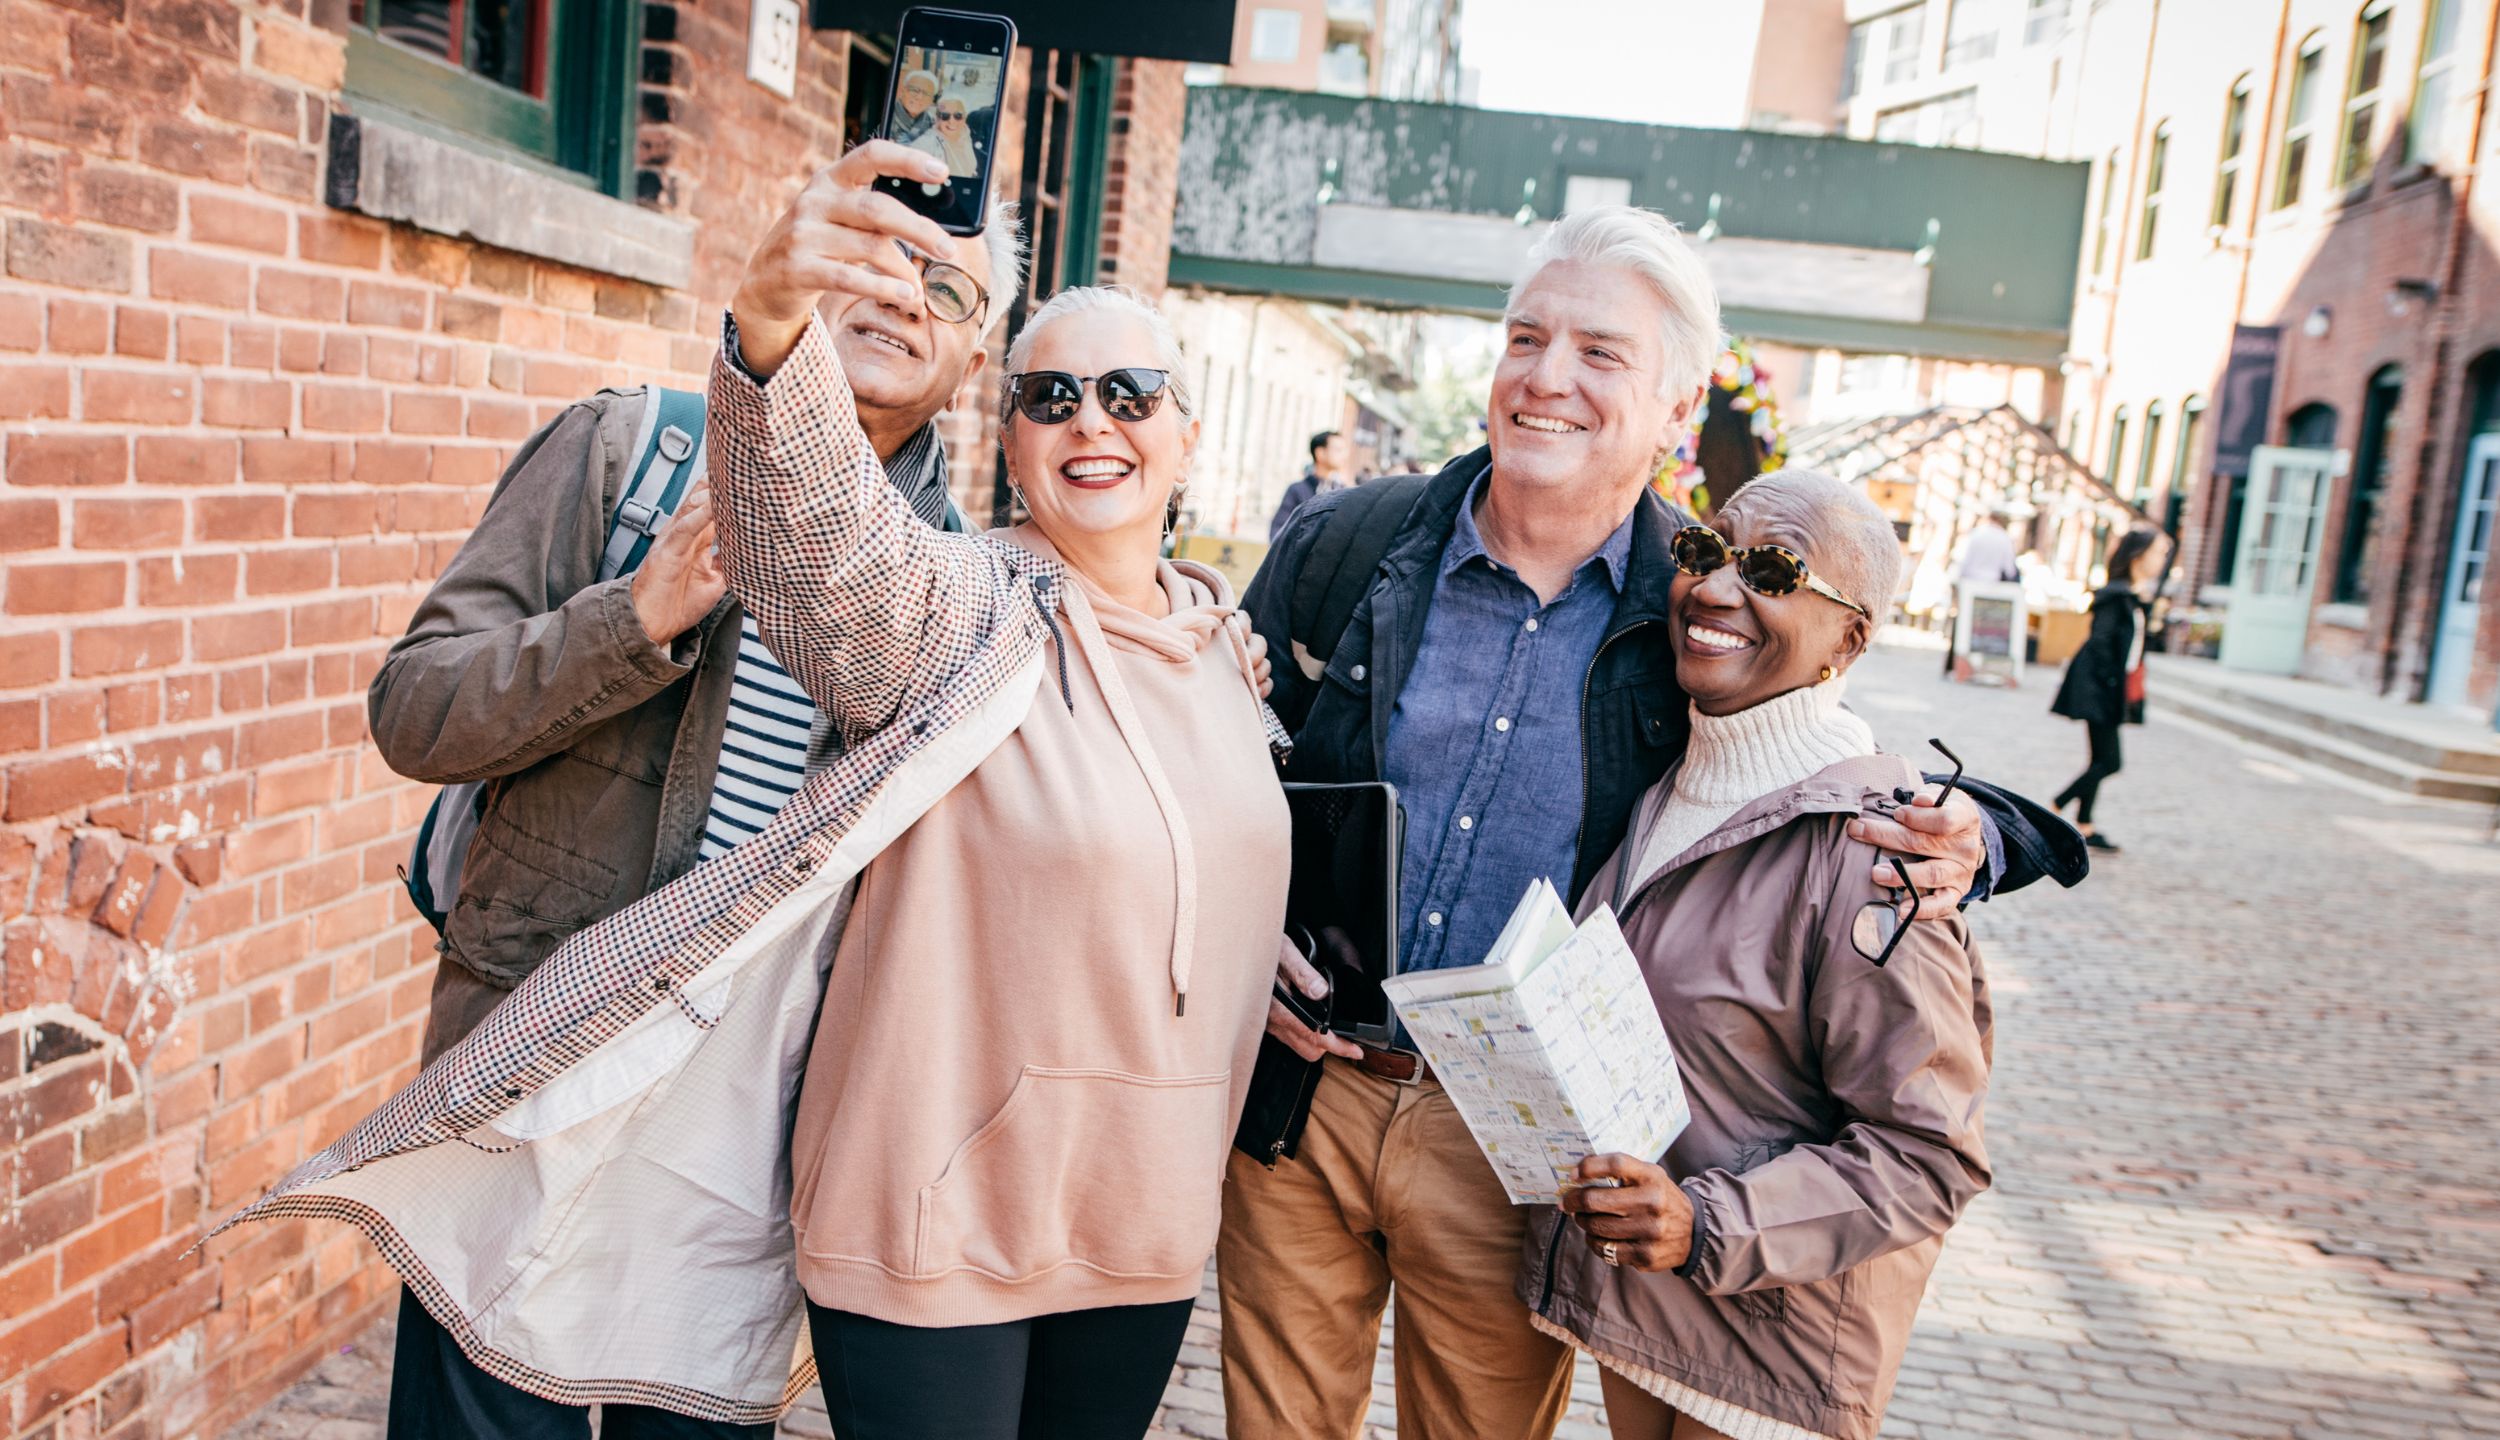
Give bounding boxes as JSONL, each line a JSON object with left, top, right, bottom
{"left": 1599, "top": 1241, "right": 1620, "bottom": 1266}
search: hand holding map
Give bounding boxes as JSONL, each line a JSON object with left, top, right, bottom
{"left": 1380, "top": 880, "right": 1691, "bottom": 1205}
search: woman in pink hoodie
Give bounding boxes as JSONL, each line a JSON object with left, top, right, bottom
{"left": 718, "top": 141, "right": 1295, "bottom": 1437}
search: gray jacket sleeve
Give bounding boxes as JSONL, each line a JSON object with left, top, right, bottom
{"left": 366, "top": 396, "right": 708, "bottom": 785}
{"left": 1678, "top": 835, "right": 1994, "bottom": 1295}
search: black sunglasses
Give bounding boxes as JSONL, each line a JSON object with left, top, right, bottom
{"left": 1008, "top": 369, "right": 1175, "bottom": 426}
{"left": 1671, "top": 525, "right": 1871, "bottom": 619}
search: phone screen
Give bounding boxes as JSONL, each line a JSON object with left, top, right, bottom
{"left": 877, "top": 8, "right": 1015, "bottom": 236}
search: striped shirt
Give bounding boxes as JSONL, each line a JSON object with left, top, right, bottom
{"left": 698, "top": 420, "right": 960, "bottom": 860}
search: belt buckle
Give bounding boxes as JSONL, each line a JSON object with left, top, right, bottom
{"left": 1360, "top": 1043, "right": 1425, "bottom": 1086}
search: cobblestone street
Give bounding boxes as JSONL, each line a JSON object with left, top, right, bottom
{"left": 233, "top": 641, "right": 2500, "bottom": 1440}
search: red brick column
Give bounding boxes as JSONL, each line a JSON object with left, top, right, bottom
{"left": 0, "top": 3, "right": 854, "bottom": 1436}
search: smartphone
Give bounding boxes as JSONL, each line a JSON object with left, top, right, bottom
{"left": 876, "top": 7, "right": 1016, "bottom": 237}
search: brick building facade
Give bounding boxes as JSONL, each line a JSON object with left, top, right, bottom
{"left": 0, "top": 3, "right": 1185, "bottom": 1436}
{"left": 2050, "top": 0, "right": 2500, "bottom": 713}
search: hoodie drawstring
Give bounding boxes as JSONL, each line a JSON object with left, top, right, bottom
{"left": 1050, "top": 581, "right": 1201, "bottom": 1017}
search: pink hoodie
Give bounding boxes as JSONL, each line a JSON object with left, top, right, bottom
{"left": 783, "top": 541, "right": 1292, "bottom": 1327}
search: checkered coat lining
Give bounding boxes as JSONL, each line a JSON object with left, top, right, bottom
{"left": 206, "top": 315, "right": 1294, "bottom": 1420}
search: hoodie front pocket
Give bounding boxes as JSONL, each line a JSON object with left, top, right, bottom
{"left": 914, "top": 1067, "right": 1230, "bottom": 1283}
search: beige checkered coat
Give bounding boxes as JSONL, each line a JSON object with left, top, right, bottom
{"left": 216, "top": 316, "right": 1283, "bottom": 1421}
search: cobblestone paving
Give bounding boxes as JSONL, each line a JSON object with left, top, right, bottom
{"left": 233, "top": 642, "right": 2500, "bottom": 1439}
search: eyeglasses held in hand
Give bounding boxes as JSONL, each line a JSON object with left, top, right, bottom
{"left": 1850, "top": 857, "right": 1923, "bottom": 968}
{"left": 1008, "top": 369, "right": 1176, "bottom": 426}
{"left": 1671, "top": 525, "right": 1871, "bottom": 619}
{"left": 1862, "top": 738, "right": 1970, "bottom": 965}
{"left": 896, "top": 242, "right": 987, "bottom": 327}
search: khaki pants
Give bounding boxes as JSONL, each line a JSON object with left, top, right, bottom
{"left": 1218, "top": 1061, "right": 1574, "bottom": 1440}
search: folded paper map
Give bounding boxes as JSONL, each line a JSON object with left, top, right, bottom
{"left": 1381, "top": 879, "right": 1690, "bottom": 1204}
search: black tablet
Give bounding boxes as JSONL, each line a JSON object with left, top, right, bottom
{"left": 1281, "top": 781, "right": 1404, "bottom": 1049}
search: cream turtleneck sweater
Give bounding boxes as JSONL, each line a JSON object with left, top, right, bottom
{"left": 1629, "top": 681, "right": 1878, "bottom": 891}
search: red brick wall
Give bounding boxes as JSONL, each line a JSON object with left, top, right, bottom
{"left": 0, "top": 3, "right": 871, "bottom": 1436}
{"left": 2, "top": 3, "right": 1187, "bottom": 1431}
{"left": 1095, "top": 60, "right": 1187, "bottom": 296}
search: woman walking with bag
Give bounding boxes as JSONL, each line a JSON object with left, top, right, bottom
{"left": 2051, "top": 527, "right": 2162, "bottom": 854}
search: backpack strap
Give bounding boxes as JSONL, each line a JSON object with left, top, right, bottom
{"left": 1288, "top": 474, "right": 1433, "bottom": 666}
{"left": 597, "top": 387, "right": 709, "bottom": 583}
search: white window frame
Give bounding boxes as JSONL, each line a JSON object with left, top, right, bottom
{"left": 2274, "top": 32, "right": 2326, "bottom": 210}
{"left": 2212, "top": 75, "right": 2251, "bottom": 230}
{"left": 2408, "top": 0, "right": 2463, "bottom": 166}
{"left": 2337, "top": 0, "right": 2394, "bottom": 189}
{"left": 1249, "top": 7, "right": 1303, "bottom": 64}
{"left": 2137, "top": 121, "right": 2169, "bottom": 259}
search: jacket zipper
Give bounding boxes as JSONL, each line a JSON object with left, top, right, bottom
{"left": 1262, "top": 1048, "right": 1330, "bottom": 1164}
{"left": 1569, "top": 623, "right": 1643, "bottom": 877}
{"left": 1535, "top": 1203, "right": 1569, "bottom": 1314}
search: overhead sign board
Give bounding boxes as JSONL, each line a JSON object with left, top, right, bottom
{"left": 1311, "top": 206, "right": 1929, "bottom": 324}
{"left": 810, "top": 0, "right": 1239, "bottom": 64}
{"left": 2211, "top": 324, "right": 2282, "bottom": 478}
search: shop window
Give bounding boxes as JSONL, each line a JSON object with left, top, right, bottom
{"left": 2167, "top": 396, "right": 2205, "bottom": 532}
{"left": 2274, "top": 32, "right": 2326, "bottom": 210}
{"left": 345, "top": 0, "right": 637, "bottom": 194}
{"left": 2335, "top": 367, "right": 2402, "bottom": 604}
{"left": 2337, "top": 1, "right": 2393, "bottom": 189}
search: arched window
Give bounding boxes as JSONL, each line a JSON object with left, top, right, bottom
{"left": 2107, "top": 406, "right": 2131, "bottom": 488}
{"left": 2168, "top": 396, "right": 2207, "bottom": 532}
{"left": 2137, "top": 399, "right": 2167, "bottom": 500}
{"left": 2092, "top": 149, "right": 2122, "bottom": 275}
{"left": 2213, "top": 75, "right": 2252, "bottom": 230}
{"left": 2335, "top": 366, "right": 2402, "bottom": 603}
{"left": 2338, "top": 1, "right": 2394, "bottom": 188}
{"left": 2410, "top": 0, "right": 2465, "bottom": 165}
{"left": 2275, "top": 32, "right": 2327, "bottom": 209}
{"left": 2137, "top": 122, "right": 2170, "bottom": 259}
{"left": 2287, "top": 402, "right": 2340, "bottom": 448}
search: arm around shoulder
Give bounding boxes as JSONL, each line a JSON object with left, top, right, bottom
{"left": 1678, "top": 834, "right": 1993, "bottom": 1295}
{"left": 367, "top": 397, "right": 704, "bottom": 785}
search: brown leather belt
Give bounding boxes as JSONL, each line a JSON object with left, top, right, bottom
{"left": 1348, "top": 1044, "right": 1432, "bottom": 1086}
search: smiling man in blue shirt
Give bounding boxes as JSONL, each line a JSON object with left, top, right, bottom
{"left": 1219, "top": 207, "right": 2080, "bottom": 1440}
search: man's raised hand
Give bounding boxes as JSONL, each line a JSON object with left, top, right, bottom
{"left": 730, "top": 142, "right": 965, "bottom": 378}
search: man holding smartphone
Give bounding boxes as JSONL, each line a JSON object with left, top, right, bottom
{"left": 1223, "top": 206, "right": 2081, "bottom": 1440}
{"left": 365, "top": 192, "right": 1024, "bottom": 1440}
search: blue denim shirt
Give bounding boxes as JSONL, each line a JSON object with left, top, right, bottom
{"left": 1383, "top": 477, "right": 1635, "bottom": 978}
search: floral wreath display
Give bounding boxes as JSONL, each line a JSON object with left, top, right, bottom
{"left": 1657, "top": 339, "right": 1788, "bottom": 515}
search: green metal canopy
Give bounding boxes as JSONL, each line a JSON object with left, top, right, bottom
{"left": 1170, "top": 87, "right": 2089, "bottom": 366}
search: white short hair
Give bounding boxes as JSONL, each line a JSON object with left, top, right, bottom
{"left": 1717, "top": 467, "right": 1903, "bottom": 618}
{"left": 1000, "top": 285, "right": 1194, "bottom": 425}
{"left": 1513, "top": 205, "right": 1723, "bottom": 401}
{"left": 976, "top": 201, "right": 1027, "bottom": 335}
{"left": 899, "top": 69, "right": 940, "bottom": 95}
